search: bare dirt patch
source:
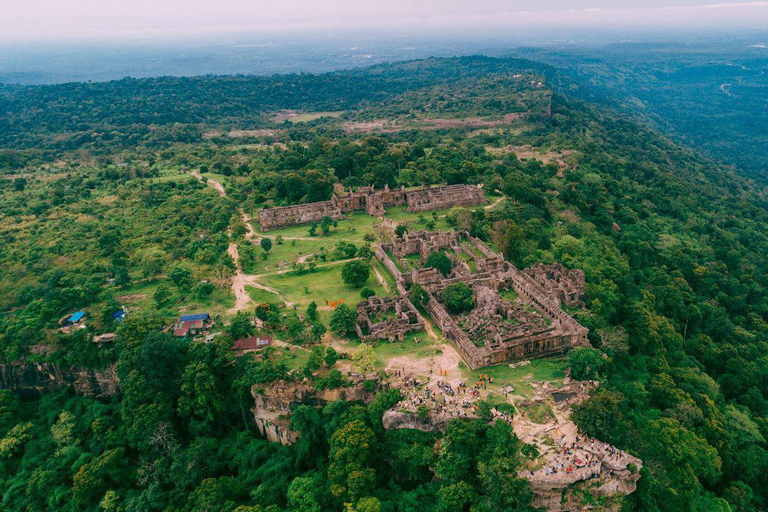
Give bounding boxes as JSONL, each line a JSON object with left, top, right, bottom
{"left": 343, "top": 113, "right": 527, "bottom": 134}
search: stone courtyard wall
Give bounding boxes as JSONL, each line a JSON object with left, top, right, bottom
{"left": 258, "top": 184, "right": 486, "bottom": 230}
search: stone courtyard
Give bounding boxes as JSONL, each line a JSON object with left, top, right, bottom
{"left": 371, "top": 230, "right": 588, "bottom": 369}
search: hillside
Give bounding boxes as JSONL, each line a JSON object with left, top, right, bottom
{"left": 1, "top": 57, "right": 768, "bottom": 511}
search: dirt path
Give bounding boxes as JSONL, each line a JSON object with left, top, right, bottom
{"left": 242, "top": 276, "right": 291, "bottom": 307}
{"left": 227, "top": 242, "right": 253, "bottom": 315}
{"left": 484, "top": 196, "right": 505, "bottom": 209}
{"left": 191, "top": 171, "right": 227, "bottom": 197}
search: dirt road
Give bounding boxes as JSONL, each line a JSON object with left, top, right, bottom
{"left": 191, "top": 171, "right": 227, "bottom": 198}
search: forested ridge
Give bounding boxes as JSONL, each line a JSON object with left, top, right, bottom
{"left": 1, "top": 57, "right": 768, "bottom": 511}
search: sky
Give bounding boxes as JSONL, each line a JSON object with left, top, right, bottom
{"left": 1, "top": 0, "right": 767, "bottom": 41}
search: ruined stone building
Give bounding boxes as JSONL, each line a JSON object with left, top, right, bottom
{"left": 258, "top": 183, "right": 486, "bottom": 230}
{"left": 369, "top": 230, "right": 588, "bottom": 369}
{"left": 354, "top": 296, "right": 425, "bottom": 342}
{"left": 523, "top": 262, "right": 585, "bottom": 308}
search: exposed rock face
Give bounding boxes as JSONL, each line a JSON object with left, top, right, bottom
{"left": 0, "top": 362, "right": 119, "bottom": 398}
{"left": 381, "top": 410, "right": 451, "bottom": 432}
{"left": 251, "top": 376, "right": 379, "bottom": 445}
{"left": 515, "top": 379, "right": 643, "bottom": 512}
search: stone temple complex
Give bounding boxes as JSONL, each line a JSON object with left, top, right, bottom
{"left": 258, "top": 183, "right": 486, "bottom": 230}
{"left": 364, "top": 230, "right": 588, "bottom": 369}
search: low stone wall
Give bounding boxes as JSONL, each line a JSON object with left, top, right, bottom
{"left": 258, "top": 200, "right": 343, "bottom": 231}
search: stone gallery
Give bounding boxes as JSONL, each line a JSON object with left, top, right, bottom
{"left": 258, "top": 183, "right": 486, "bottom": 230}
{"left": 369, "top": 230, "right": 588, "bottom": 369}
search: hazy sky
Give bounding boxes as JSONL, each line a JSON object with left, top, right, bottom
{"left": 2, "top": 0, "right": 767, "bottom": 41}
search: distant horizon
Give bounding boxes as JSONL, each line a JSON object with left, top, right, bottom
{"left": 2, "top": 1, "right": 768, "bottom": 43}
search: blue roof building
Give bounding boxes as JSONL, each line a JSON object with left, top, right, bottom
{"left": 69, "top": 311, "right": 86, "bottom": 323}
{"left": 179, "top": 313, "right": 209, "bottom": 322}
{"left": 112, "top": 310, "right": 127, "bottom": 322}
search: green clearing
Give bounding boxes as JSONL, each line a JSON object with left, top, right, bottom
{"left": 253, "top": 212, "right": 376, "bottom": 242}
{"left": 250, "top": 239, "right": 324, "bottom": 273}
{"left": 457, "top": 356, "right": 568, "bottom": 398}
{"left": 252, "top": 204, "right": 465, "bottom": 242}
{"left": 277, "top": 346, "right": 312, "bottom": 370}
{"left": 111, "top": 278, "right": 234, "bottom": 321}
{"left": 245, "top": 285, "right": 281, "bottom": 305}
{"left": 258, "top": 262, "right": 385, "bottom": 319}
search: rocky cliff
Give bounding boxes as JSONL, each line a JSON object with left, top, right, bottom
{"left": 0, "top": 362, "right": 119, "bottom": 398}
{"left": 251, "top": 376, "right": 379, "bottom": 445}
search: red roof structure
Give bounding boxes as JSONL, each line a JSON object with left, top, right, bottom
{"left": 231, "top": 336, "right": 271, "bottom": 351}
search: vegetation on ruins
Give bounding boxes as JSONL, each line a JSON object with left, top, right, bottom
{"left": 442, "top": 283, "right": 475, "bottom": 314}
{"left": 424, "top": 251, "right": 453, "bottom": 277}
{"left": 2, "top": 56, "right": 768, "bottom": 511}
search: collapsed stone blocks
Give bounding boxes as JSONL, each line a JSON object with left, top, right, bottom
{"left": 258, "top": 183, "right": 486, "bottom": 231}
{"left": 355, "top": 296, "right": 425, "bottom": 342}
{"left": 523, "top": 262, "right": 585, "bottom": 308}
{"left": 372, "top": 230, "right": 588, "bottom": 369}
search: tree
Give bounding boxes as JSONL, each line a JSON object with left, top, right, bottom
{"left": 260, "top": 238, "right": 272, "bottom": 254}
{"left": 169, "top": 264, "right": 193, "bottom": 290}
{"left": 335, "top": 241, "right": 358, "bottom": 259}
{"left": 228, "top": 311, "right": 253, "bottom": 339}
{"left": 352, "top": 343, "right": 377, "bottom": 373}
{"left": 153, "top": 283, "right": 173, "bottom": 307}
{"left": 275, "top": 235, "right": 284, "bottom": 245}
{"left": 568, "top": 347, "right": 610, "bottom": 381}
{"left": 287, "top": 476, "right": 321, "bottom": 512}
{"left": 424, "top": 251, "right": 452, "bottom": 277}
{"left": 330, "top": 304, "right": 356, "bottom": 335}
{"left": 342, "top": 260, "right": 370, "bottom": 288}
{"left": 441, "top": 282, "right": 473, "bottom": 313}
{"left": 408, "top": 284, "right": 430, "bottom": 306}
{"left": 360, "top": 287, "right": 375, "bottom": 299}
{"left": 395, "top": 224, "right": 408, "bottom": 238}
{"left": 328, "top": 419, "right": 377, "bottom": 503}
{"left": 141, "top": 248, "right": 168, "bottom": 277}
{"left": 320, "top": 216, "right": 334, "bottom": 236}
{"left": 306, "top": 301, "right": 319, "bottom": 322}
{"left": 304, "top": 170, "right": 334, "bottom": 202}
{"left": 356, "top": 246, "right": 374, "bottom": 260}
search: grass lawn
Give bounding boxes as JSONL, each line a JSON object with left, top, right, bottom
{"left": 372, "top": 259, "right": 397, "bottom": 290}
{"left": 253, "top": 212, "right": 376, "bottom": 242}
{"left": 111, "top": 278, "right": 234, "bottom": 321}
{"left": 246, "top": 285, "right": 281, "bottom": 304}
{"left": 251, "top": 203, "right": 472, "bottom": 242}
{"left": 251, "top": 239, "right": 324, "bottom": 273}
{"left": 457, "top": 356, "right": 568, "bottom": 398}
{"left": 278, "top": 346, "right": 312, "bottom": 370}
{"left": 258, "top": 262, "right": 385, "bottom": 317}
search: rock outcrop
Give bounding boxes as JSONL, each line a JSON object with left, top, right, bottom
{"left": 0, "top": 362, "right": 119, "bottom": 398}
{"left": 515, "top": 379, "right": 642, "bottom": 512}
{"left": 251, "top": 375, "right": 380, "bottom": 445}
{"left": 381, "top": 410, "right": 452, "bottom": 432}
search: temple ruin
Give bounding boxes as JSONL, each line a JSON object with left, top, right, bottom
{"left": 258, "top": 183, "right": 486, "bottom": 230}
{"left": 354, "top": 296, "right": 425, "bottom": 342}
{"left": 370, "top": 230, "right": 588, "bottom": 369}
